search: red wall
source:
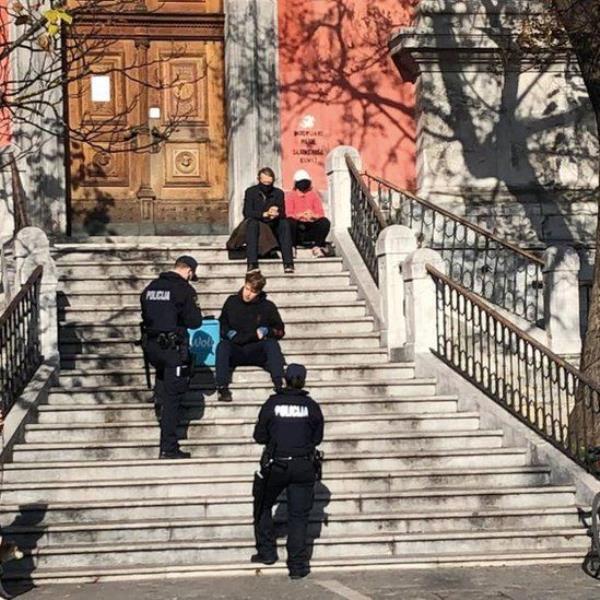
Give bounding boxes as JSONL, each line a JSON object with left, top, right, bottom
{"left": 0, "top": 0, "right": 9, "bottom": 146}
{"left": 277, "top": 0, "right": 416, "bottom": 192}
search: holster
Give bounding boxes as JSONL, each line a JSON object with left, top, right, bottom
{"left": 312, "top": 449, "right": 324, "bottom": 481}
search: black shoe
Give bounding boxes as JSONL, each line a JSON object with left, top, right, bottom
{"left": 283, "top": 263, "right": 294, "bottom": 274}
{"left": 251, "top": 553, "right": 278, "bottom": 565}
{"left": 159, "top": 449, "right": 191, "bottom": 459}
{"left": 247, "top": 262, "right": 259, "bottom": 273}
{"left": 289, "top": 570, "right": 310, "bottom": 580}
{"left": 217, "top": 387, "right": 233, "bottom": 403}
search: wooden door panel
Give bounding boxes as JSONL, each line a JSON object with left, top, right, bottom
{"left": 69, "top": 40, "right": 145, "bottom": 227}
{"left": 68, "top": 35, "right": 227, "bottom": 232}
{"left": 151, "top": 40, "right": 227, "bottom": 224}
{"left": 146, "top": 0, "right": 223, "bottom": 13}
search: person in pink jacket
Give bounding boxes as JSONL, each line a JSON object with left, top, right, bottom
{"left": 285, "top": 170, "right": 331, "bottom": 257}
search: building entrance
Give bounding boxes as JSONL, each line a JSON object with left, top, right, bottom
{"left": 66, "top": 5, "right": 227, "bottom": 235}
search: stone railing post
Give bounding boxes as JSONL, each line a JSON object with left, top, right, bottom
{"left": 543, "top": 246, "right": 581, "bottom": 355}
{"left": 14, "top": 227, "right": 59, "bottom": 366}
{"left": 326, "top": 145, "right": 361, "bottom": 234}
{"left": 403, "top": 248, "right": 446, "bottom": 360}
{"left": 376, "top": 225, "right": 417, "bottom": 360}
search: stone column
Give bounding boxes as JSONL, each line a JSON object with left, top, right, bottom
{"left": 326, "top": 145, "right": 361, "bottom": 234}
{"left": 225, "top": 0, "right": 281, "bottom": 231}
{"left": 9, "top": 9, "right": 67, "bottom": 236}
{"left": 376, "top": 225, "right": 417, "bottom": 360}
{"left": 14, "top": 227, "right": 59, "bottom": 366}
{"left": 543, "top": 246, "right": 581, "bottom": 355}
{"left": 403, "top": 248, "right": 446, "bottom": 360}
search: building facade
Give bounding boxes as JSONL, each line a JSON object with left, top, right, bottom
{"left": 0, "top": 0, "right": 597, "bottom": 259}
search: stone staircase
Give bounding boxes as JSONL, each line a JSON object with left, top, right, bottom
{"left": 0, "top": 237, "right": 590, "bottom": 584}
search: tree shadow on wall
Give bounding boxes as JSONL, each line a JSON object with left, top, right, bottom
{"left": 226, "top": 0, "right": 418, "bottom": 180}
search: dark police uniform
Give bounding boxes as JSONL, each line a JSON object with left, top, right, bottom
{"left": 252, "top": 374, "right": 324, "bottom": 578}
{"left": 140, "top": 268, "right": 203, "bottom": 457}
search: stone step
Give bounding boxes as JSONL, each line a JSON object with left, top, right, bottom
{"left": 39, "top": 395, "right": 460, "bottom": 420}
{"left": 2, "top": 548, "right": 588, "bottom": 583}
{"left": 52, "top": 241, "right": 288, "bottom": 263}
{"left": 8, "top": 447, "right": 529, "bottom": 477}
{"left": 0, "top": 463, "right": 550, "bottom": 490}
{"left": 2, "top": 508, "right": 581, "bottom": 549}
{"left": 58, "top": 317, "right": 376, "bottom": 339}
{"left": 59, "top": 302, "right": 369, "bottom": 323}
{"left": 1, "top": 485, "right": 575, "bottom": 517}
{"left": 59, "top": 348, "right": 389, "bottom": 369}
{"left": 58, "top": 333, "right": 384, "bottom": 354}
{"left": 58, "top": 288, "right": 362, "bottom": 306}
{"left": 24, "top": 413, "right": 481, "bottom": 443}
{"left": 57, "top": 363, "right": 413, "bottom": 387}
{"left": 58, "top": 258, "right": 345, "bottom": 277}
{"left": 12, "top": 429, "right": 505, "bottom": 462}
{"left": 47, "top": 379, "right": 439, "bottom": 403}
{"left": 58, "top": 273, "right": 352, "bottom": 293}
{"left": 5, "top": 527, "right": 587, "bottom": 570}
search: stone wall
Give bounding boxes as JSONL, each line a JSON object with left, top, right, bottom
{"left": 390, "top": 0, "right": 599, "bottom": 272}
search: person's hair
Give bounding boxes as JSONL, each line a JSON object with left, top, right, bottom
{"left": 245, "top": 270, "right": 266, "bottom": 292}
{"left": 257, "top": 167, "right": 276, "bottom": 180}
{"left": 174, "top": 259, "right": 191, "bottom": 270}
{"left": 286, "top": 375, "right": 305, "bottom": 390}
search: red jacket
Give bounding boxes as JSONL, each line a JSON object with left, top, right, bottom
{"left": 285, "top": 190, "right": 325, "bottom": 222}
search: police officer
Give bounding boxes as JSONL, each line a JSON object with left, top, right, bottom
{"left": 251, "top": 364, "right": 324, "bottom": 579}
{"left": 140, "top": 255, "right": 203, "bottom": 459}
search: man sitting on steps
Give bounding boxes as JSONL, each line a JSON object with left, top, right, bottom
{"left": 215, "top": 271, "right": 286, "bottom": 403}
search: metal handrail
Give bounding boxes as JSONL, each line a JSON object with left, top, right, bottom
{"left": 366, "top": 172, "right": 543, "bottom": 265}
{"left": 346, "top": 157, "right": 388, "bottom": 230}
{"left": 349, "top": 158, "right": 545, "bottom": 325}
{"left": 346, "top": 154, "right": 388, "bottom": 284}
{"left": 428, "top": 263, "right": 600, "bottom": 472}
{"left": 0, "top": 266, "right": 43, "bottom": 416}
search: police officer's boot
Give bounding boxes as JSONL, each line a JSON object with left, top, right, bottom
{"left": 250, "top": 552, "right": 278, "bottom": 565}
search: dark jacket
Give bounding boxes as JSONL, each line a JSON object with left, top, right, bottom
{"left": 225, "top": 219, "right": 279, "bottom": 255}
{"left": 140, "top": 272, "right": 203, "bottom": 337}
{"left": 219, "top": 290, "right": 285, "bottom": 346}
{"left": 253, "top": 388, "right": 324, "bottom": 456}
{"left": 243, "top": 184, "right": 287, "bottom": 222}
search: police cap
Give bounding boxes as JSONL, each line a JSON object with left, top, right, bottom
{"left": 176, "top": 255, "right": 199, "bottom": 281}
{"left": 285, "top": 363, "right": 307, "bottom": 382}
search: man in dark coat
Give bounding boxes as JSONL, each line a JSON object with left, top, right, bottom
{"left": 140, "top": 256, "right": 203, "bottom": 459}
{"left": 251, "top": 363, "right": 324, "bottom": 579}
{"left": 243, "top": 167, "right": 294, "bottom": 273}
{"left": 215, "top": 270, "right": 286, "bottom": 402}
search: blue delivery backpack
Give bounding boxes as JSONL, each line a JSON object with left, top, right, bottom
{"left": 188, "top": 317, "right": 220, "bottom": 367}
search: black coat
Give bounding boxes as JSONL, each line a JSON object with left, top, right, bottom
{"left": 140, "top": 272, "right": 203, "bottom": 337}
{"left": 253, "top": 388, "right": 324, "bottom": 456}
{"left": 219, "top": 290, "right": 285, "bottom": 346}
{"left": 243, "top": 184, "right": 287, "bottom": 222}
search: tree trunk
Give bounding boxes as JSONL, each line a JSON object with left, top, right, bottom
{"left": 551, "top": 1, "right": 600, "bottom": 446}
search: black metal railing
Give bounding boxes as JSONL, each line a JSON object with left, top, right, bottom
{"left": 0, "top": 266, "right": 43, "bottom": 416}
{"left": 429, "top": 264, "right": 600, "bottom": 472}
{"left": 346, "top": 155, "right": 388, "bottom": 285}
{"left": 361, "top": 169, "right": 545, "bottom": 326}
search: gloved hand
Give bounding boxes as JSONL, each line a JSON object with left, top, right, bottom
{"left": 257, "top": 326, "right": 269, "bottom": 340}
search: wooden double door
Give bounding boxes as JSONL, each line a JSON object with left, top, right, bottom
{"left": 67, "top": 6, "right": 227, "bottom": 235}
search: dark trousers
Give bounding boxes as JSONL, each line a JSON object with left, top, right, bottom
{"left": 246, "top": 217, "right": 294, "bottom": 265}
{"left": 215, "top": 339, "right": 285, "bottom": 388}
{"left": 289, "top": 217, "right": 331, "bottom": 248}
{"left": 145, "top": 341, "right": 189, "bottom": 454}
{"left": 253, "top": 458, "right": 316, "bottom": 575}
